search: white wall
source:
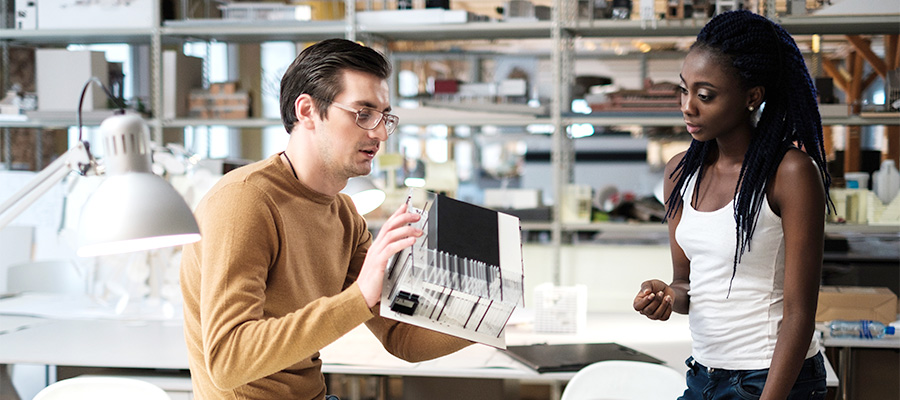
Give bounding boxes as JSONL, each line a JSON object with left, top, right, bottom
{"left": 522, "top": 243, "right": 673, "bottom": 313}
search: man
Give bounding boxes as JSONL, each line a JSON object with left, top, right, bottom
{"left": 180, "top": 38, "right": 471, "bottom": 400}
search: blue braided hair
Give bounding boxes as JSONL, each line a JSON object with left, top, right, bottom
{"left": 664, "top": 10, "right": 832, "bottom": 295}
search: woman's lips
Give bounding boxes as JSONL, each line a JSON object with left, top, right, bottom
{"left": 685, "top": 122, "right": 700, "bottom": 134}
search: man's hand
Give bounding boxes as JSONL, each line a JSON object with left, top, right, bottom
{"left": 357, "top": 203, "right": 422, "bottom": 308}
{"left": 633, "top": 279, "right": 675, "bottom": 321}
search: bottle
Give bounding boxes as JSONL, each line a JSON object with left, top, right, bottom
{"left": 828, "top": 320, "right": 896, "bottom": 339}
{"left": 872, "top": 159, "right": 900, "bottom": 204}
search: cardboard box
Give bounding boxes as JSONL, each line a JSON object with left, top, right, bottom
{"left": 36, "top": 0, "right": 155, "bottom": 29}
{"left": 36, "top": 49, "right": 109, "bottom": 112}
{"left": 816, "top": 286, "right": 898, "bottom": 324}
{"left": 14, "top": 0, "right": 37, "bottom": 29}
{"left": 357, "top": 9, "right": 477, "bottom": 25}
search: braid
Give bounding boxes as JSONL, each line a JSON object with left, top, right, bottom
{"left": 665, "top": 10, "right": 832, "bottom": 296}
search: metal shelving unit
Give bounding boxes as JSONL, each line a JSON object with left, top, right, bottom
{"left": 1, "top": 0, "right": 897, "bottom": 262}
{"left": 141, "top": 112, "right": 899, "bottom": 130}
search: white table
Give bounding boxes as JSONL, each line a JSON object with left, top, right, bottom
{"left": 0, "top": 294, "right": 837, "bottom": 399}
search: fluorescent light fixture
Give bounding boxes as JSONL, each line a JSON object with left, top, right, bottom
{"left": 341, "top": 176, "right": 386, "bottom": 216}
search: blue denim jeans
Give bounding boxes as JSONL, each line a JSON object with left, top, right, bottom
{"left": 678, "top": 352, "right": 827, "bottom": 400}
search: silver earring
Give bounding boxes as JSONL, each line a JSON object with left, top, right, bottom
{"left": 748, "top": 106, "right": 755, "bottom": 112}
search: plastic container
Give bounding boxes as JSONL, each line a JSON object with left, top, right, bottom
{"left": 872, "top": 159, "right": 900, "bottom": 204}
{"left": 828, "top": 319, "right": 896, "bottom": 339}
{"left": 844, "top": 171, "right": 869, "bottom": 189}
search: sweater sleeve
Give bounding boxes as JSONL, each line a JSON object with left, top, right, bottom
{"left": 364, "top": 314, "right": 474, "bottom": 363}
{"left": 193, "top": 183, "right": 375, "bottom": 390}
{"left": 341, "top": 210, "right": 472, "bottom": 363}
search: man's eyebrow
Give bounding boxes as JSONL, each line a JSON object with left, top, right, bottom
{"left": 352, "top": 100, "right": 391, "bottom": 112}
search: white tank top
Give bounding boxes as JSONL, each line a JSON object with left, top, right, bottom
{"left": 675, "top": 172, "right": 819, "bottom": 370}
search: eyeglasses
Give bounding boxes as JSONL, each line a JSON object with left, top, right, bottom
{"left": 328, "top": 100, "right": 399, "bottom": 136}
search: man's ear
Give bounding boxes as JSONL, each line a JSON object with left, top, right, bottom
{"left": 747, "top": 86, "right": 765, "bottom": 110}
{"left": 295, "top": 94, "right": 318, "bottom": 130}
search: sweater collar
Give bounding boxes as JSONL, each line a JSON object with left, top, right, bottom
{"left": 269, "top": 154, "right": 335, "bottom": 206}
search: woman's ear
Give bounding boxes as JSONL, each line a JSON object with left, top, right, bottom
{"left": 747, "top": 86, "right": 765, "bottom": 111}
{"left": 295, "top": 94, "right": 317, "bottom": 130}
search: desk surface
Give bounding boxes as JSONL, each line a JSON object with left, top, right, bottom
{"left": 0, "top": 294, "right": 839, "bottom": 386}
{"left": 0, "top": 294, "right": 690, "bottom": 382}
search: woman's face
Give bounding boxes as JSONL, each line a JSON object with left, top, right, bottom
{"left": 678, "top": 48, "right": 756, "bottom": 143}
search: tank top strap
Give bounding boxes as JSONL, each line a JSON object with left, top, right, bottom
{"left": 682, "top": 171, "right": 698, "bottom": 205}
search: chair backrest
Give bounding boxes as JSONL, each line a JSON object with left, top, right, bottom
{"left": 33, "top": 376, "right": 171, "bottom": 400}
{"left": 561, "top": 360, "right": 686, "bottom": 400}
{"left": 6, "top": 260, "right": 85, "bottom": 294}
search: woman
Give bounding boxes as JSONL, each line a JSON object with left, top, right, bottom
{"left": 633, "top": 10, "right": 831, "bottom": 400}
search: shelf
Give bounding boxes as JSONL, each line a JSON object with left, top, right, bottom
{"left": 161, "top": 20, "right": 346, "bottom": 43}
{"left": 363, "top": 20, "right": 553, "bottom": 41}
{"left": 2, "top": 13, "right": 896, "bottom": 46}
{"left": 163, "top": 118, "right": 281, "bottom": 129}
{"left": 825, "top": 224, "right": 900, "bottom": 235}
{"left": 0, "top": 28, "right": 155, "bottom": 45}
{"left": 573, "top": 14, "right": 900, "bottom": 38}
{"left": 517, "top": 221, "right": 898, "bottom": 235}
{"left": 5, "top": 110, "right": 895, "bottom": 130}
{"left": 823, "top": 115, "right": 900, "bottom": 126}
{"left": 569, "top": 112, "right": 683, "bottom": 127}
{"left": 775, "top": 14, "right": 900, "bottom": 35}
{"left": 521, "top": 221, "right": 669, "bottom": 234}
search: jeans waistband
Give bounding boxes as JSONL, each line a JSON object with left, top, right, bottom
{"left": 686, "top": 352, "right": 823, "bottom": 378}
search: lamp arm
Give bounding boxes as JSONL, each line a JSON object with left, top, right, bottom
{"left": 0, "top": 141, "right": 93, "bottom": 230}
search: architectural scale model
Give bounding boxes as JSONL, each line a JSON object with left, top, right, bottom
{"left": 380, "top": 189, "right": 524, "bottom": 348}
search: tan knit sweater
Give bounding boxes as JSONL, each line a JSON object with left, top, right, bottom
{"left": 180, "top": 154, "right": 470, "bottom": 400}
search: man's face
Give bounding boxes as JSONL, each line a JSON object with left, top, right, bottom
{"left": 314, "top": 70, "right": 392, "bottom": 180}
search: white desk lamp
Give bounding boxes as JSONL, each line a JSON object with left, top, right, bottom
{"left": 0, "top": 78, "right": 200, "bottom": 257}
{"left": 341, "top": 176, "right": 386, "bottom": 216}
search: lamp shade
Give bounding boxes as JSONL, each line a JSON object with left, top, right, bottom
{"left": 341, "top": 176, "right": 386, "bottom": 216}
{"left": 76, "top": 114, "right": 200, "bottom": 257}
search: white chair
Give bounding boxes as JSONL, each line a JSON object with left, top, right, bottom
{"left": 561, "top": 360, "right": 686, "bottom": 400}
{"left": 33, "top": 376, "right": 171, "bottom": 400}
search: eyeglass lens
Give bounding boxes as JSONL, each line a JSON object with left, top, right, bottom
{"left": 356, "top": 107, "right": 398, "bottom": 136}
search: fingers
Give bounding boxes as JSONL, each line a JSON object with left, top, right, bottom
{"left": 378, "top": 204, "right": 420, "bottom": 234}
{"left": 371, "top": 204, "right": 422, "bottom": 253}
{"left": 358, "top": 204, "right": 423, "bottom": 308}
{"left": 632, "top": 287, "right": 653, "bottom": 311}
{"left": 659, "top": 295, "right": 674, "bottom": 320}
{"left": 634, "top": 282, "right": 675, "bottom": 321}
{"left": 646, "top": 293, "right": 674, "bottom": 321}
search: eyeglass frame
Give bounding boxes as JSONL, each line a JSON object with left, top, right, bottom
{"left": 317, "top": 97, "right": 399, "bottom": 136}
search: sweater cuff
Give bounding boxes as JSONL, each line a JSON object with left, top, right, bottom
{"left": 345, "top": 281, "right": 379, "bottom": 320}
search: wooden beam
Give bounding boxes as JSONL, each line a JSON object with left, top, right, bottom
{"left": 848, "top": 52, "right": 864, "bottom": 108}
{"left": 886, "top": 35, "right": 899, "bottom": 70}
{"left": 845, "top": 126, "right": 861, "bottom": 173}
{"left": 822, "top": 58, "right": 849, "bottom": 94}
{"left": 845, "top": 52, "right": 864, "bottom": 174}
{"left": 887, "top": 126, "right": 900, "bottom": 168}
{"left": 846, "top": 35, "right": 888, "bottom": 79}
{"left": 823, "top": 125, "right": 834, "bottom": 159}
{"left": 861, "top": 72, "right": 879, "bottom": 93}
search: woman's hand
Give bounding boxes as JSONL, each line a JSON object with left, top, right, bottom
{"left": 633, "top": 279, "right": 676, "bottom": 321}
